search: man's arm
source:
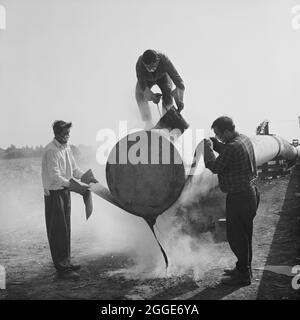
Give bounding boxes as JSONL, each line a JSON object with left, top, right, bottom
{"left": 204, "top": 139, "right": 233, "bottom": 174}
{"left": 209, "top": 137, "right": 227, "bottom": 154}
{"left": 164, "top": 55, "right": 185, "bottom": 90}
{"left": 136, "top": 59, "right": 148, "bottom": 91}
{"left": 163, "top": 55, "right": 185, "bottom": 110}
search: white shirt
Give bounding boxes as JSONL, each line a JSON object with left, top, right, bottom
{"left": 41, "top": 139, "right": 84, "bottom": 193}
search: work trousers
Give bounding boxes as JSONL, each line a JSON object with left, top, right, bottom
{"left": 135, "top": 74, "right": 173, "bottom": 122}
{"left": 44, "top": 189, "right": 71, "bottom": 270}
{"left": 226, "top": 184, "right": 260, "bottom": 273}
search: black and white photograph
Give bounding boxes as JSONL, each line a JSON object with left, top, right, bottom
{"left": 0, "top": 0, "right": 300, "bottom": 305}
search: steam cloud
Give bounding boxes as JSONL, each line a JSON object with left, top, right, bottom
{"left": 0, "top": 133, "right": 230, "bottom": 283}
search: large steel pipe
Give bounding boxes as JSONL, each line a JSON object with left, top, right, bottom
{"left": 251, "top": 135, "right": 300, "bottom": 165}
{"left": 104, "top": 133, "right": 300, "bottom": 216}
{"left": 186, "top": 134, "right": 300, "bottom": 195}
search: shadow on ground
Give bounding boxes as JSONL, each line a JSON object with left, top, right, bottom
{"left": 256, "top": 166, "right": 300, "bottom": 300}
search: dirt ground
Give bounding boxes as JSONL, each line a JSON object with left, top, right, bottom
{"left": 0, "top": 158, "right": 300, "bottom": 300}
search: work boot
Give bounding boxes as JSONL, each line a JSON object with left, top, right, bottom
{"left": 223, "top": 267, "right": 238, "bottom": 276}
{"left": 56, "top": 269, "right": 80, "bottom": 280}
{"left": 221, "top": 271, "right": 251, "bottom": 286}
{"left": 224, "top": 266, "right": 253, "bottom": 277}
{"left": 69, "top": 264, "right": 81, "bottom": 271}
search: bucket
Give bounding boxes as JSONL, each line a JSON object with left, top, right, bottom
{"left": 153, "top": 106, "right": 189, "bottom": 135}
{"left": 214, "top": 218, "right": 227, "bottom": 242}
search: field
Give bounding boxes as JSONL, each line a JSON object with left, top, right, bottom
{"left": 0, "top": 158, "right": 299, "bottom": 300}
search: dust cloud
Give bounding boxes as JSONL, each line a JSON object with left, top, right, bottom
{"left": 108, "top": 169, "right": 229, "bottom": 281}
{"left": 0, "top": 143, "right": 230, "bottom": 282}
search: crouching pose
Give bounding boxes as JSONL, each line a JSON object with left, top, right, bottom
{"left": 135, "top": 49, "right": 185, "bottom": 129}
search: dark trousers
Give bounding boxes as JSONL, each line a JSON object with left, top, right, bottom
{"left": 136, "top": 74, "right": 173, "bottom": 111}
{"left": 44, "top": 189, "right": 71, "bottom": 270}
{"left": 226, "top": 185, "right": 260, "bottom": 273}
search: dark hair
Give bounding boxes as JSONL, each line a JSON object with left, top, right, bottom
{"left": 142, "top": 49, "right": 157, "bottom": 65}
{"left": 52, "top": 120, "right": 72, "bottom": 135}
{"left": 211, "top": 116, "right": 235, "bottom": 133}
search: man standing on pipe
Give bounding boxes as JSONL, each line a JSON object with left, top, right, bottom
{"left": 203, "top": 116, "right": 260, "bottom": 286}
{"left": 135, "top": 49, "right": 185, "bottom": 130}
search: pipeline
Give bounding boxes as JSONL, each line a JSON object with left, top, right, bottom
{"left": 187, "top": 134, "right": 300, "bottom": 196}
{"left": 250, "top": 135, "right": 300, "bottom": 165}
{"left": 91, "top": 113, "right": 300, "bottom": 269}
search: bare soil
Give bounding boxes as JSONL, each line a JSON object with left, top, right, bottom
{"left": 0, "top": 158, "right": 300, "bottom": 300}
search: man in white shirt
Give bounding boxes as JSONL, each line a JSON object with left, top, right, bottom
{"left": 42, "top": 120, "right": 88, "bottom": 280}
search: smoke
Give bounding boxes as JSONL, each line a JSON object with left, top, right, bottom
{"left": 0, "top": 158, "right": 45, "bottom": 238}
{"left": 0, "top": 157, "right": 164, "bottom": 273}
{"left": 155, "top": 164, "right": 228, "bottom": 281}
{"left": 74, "top": 133, "right": 229, "bottom": 281}
{"left": 75, "top": 196, "right": 161, "bottom": 259}
{"left": 93, "top": 165, "right": 229, "bottom": 281}
{"left": 0, "top": 138, "right": 229, "bottom": 283}
{"left": 100, "top": 203, "right": 229, "bottom": 282}
{"left": 159, "top": 214, "right": 226, "bottom": 281}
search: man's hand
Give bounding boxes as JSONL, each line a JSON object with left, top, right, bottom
{"left": 88, "top": 182, "right": 98, "bottom": 192}
{"left": 204, "top": 138, "right": 213, "bottom": 149}
{"left": 177, "top": 101, "right": 184, "bottom": 113}
{"left": 209, "top": 137, "right": 220, "bottom": 151}
{"left": 209, "top": 137, "right": 226, "bottom": 153}
{"left": 69, "top": 178, "right": 89, "bottom": 195}
{"left": 172, "top": 87, "right": 185, "bottom": 112}
{"left": 81, "top": 169, "right": 98, "bottom": 184}
{"left": 151, "top": 93, "right": 162, "bottom": 104}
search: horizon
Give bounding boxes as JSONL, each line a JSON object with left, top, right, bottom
{"left": 0, "top": 142, "right": 95, "bottom": 150}
{"left": 1, "top": 0, "right": 300, "bottom": 148}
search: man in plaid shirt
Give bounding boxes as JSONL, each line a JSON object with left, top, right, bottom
{"left": 204, "top": 116, "right": 260, "bottom": 286}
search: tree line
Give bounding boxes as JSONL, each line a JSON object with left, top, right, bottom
{"left": 0, "top": 144, "right": 94, "bottom": 160}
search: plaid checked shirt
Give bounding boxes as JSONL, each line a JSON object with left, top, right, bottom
{"left": 205, "top": 133, "right": 257, "bottom": 193}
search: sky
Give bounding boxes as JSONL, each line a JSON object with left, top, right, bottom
{"left": 0, "top": 0, "right": 300, "bottom": 149}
